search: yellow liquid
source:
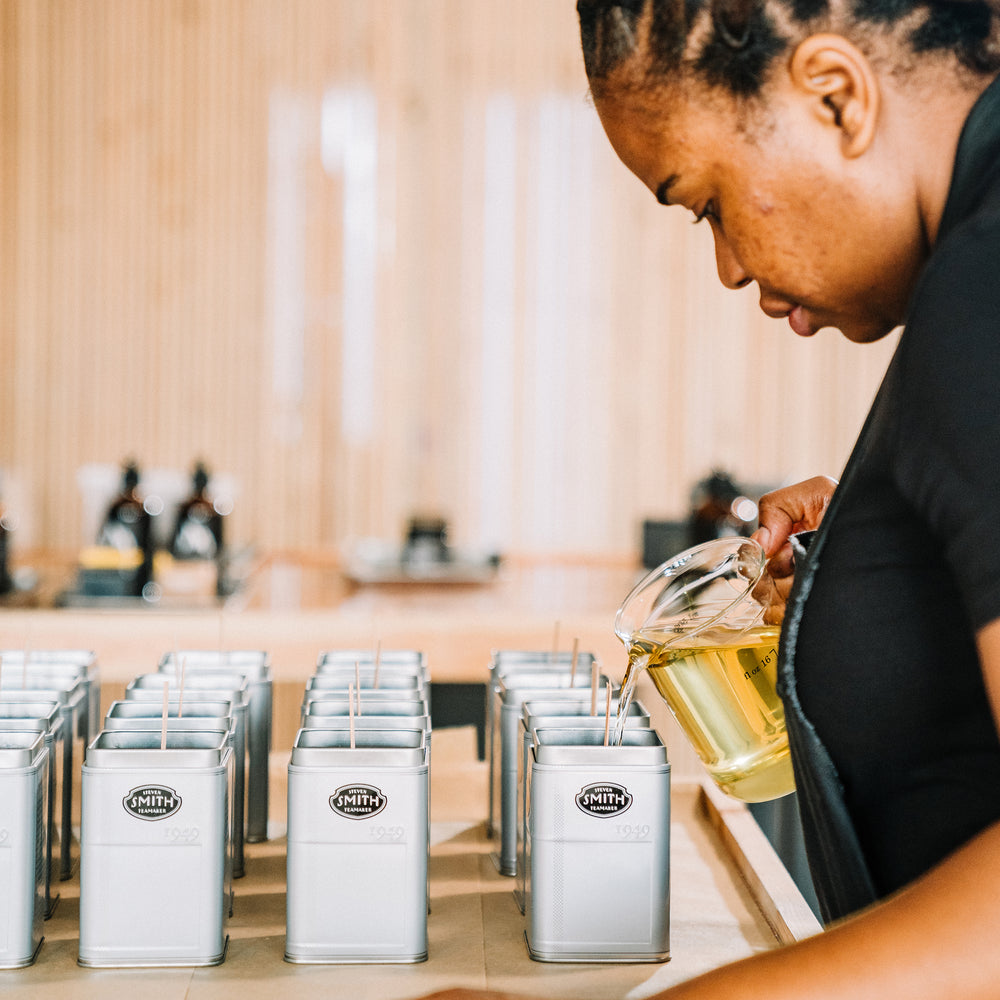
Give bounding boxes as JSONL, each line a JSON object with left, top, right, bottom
{"left": 620, "top": 625, "right": 794, "bottom": 802}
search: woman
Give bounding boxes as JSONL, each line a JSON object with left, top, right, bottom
{"left": 426, "top": 0, "right": 1000, "bottom": 996}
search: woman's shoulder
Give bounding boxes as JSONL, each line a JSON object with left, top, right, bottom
{"left": 902, "top": 189, "right": 1000, "bottom": 359}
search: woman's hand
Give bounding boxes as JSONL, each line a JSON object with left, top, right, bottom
{"left": 752, "top": 476, "right": 838, "bottom": 624}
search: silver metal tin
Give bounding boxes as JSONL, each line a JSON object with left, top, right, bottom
{"left": 492, "top": 673, "right": 607, "bottom": 875}
{"left": 302, "top": 713, "right": 431, "bottom": 738}
{"left": 78, "top": 730, "right": 232, "bottom": 968}
{"left": 1, "top": 649, "right": 100, "bottom": 743}
{"left": 487, "top": 651, "right": 598, "bottom": 765}
{"left": 159, "top": 650, "right": 268, "bottom": 668}
{"left": 514, "top": 698, "right": 651, "bottom": 912}
{"left": 301, "top": 695, "right": 428, "bottom": 728}
{"left": 105, "top": 699, "right": 234, "bottom": 726}
{"left": 0, "top": 705, "right": 61, "bottom": 918}
{"left": 285, "top": 728, "right": 428, "bottom": 964}
{"left": 316, "top": 651, "right": 428, "bottom": 694}
{"left": 317, "top": 648, "right": 426, "bottom": 668}
{"left": 124, "top": 676, "right": 248, "bottom": 878}
{"left": 306, "top": 670, "right": 425, "bottom": 695}
{"left": 2, "top": 681, "right": 87, "bottom": 882}
{"left": 0, "top": 732, "right": 48, "bottom": 968}
{"left": 485, "top": 653, "right": 598, "bottom": 837}
{"left": 316, "top": 650, "right": 429, "bottom": 685}
{"left": 525, "top": 727, "right": 670, "bottom": 963}
{"left": 158, "top": 651, "right": 273, "bottom": 843}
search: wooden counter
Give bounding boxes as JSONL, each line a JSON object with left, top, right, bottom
{"left": 1, "top": 726, "right": 820, "bottom": 999}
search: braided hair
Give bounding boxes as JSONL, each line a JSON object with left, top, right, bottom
{"left": 578, "top": 0, "right": 1000, "bottom": 98}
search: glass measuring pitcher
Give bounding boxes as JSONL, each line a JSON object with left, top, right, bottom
{"left": 614, "top": 537, "right": 794, "bottom": 802}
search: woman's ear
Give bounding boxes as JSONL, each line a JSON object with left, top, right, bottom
{"left": 789, "top": 33, "right": 879, "bottom": 158}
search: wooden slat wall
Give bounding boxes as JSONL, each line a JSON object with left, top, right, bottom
{"left": 0, "top": 0, "right": 897, "bottom": 558}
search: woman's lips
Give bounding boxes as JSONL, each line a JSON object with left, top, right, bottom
{"left": 760, "top": 296, "right": 822, "bottom": 337}
{"left": 788, "top": 305, "right": 817, "bottom": 337}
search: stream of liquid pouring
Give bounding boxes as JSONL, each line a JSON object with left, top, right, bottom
{"left": 612, "top": 643, "right": 649, "bottom": 746}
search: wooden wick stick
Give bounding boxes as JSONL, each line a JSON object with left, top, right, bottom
{"left": 603, "top": 681, "right": 612, "bottom": 747}
{"left": 373, "top": 640, "right": 381, "bottom": 689}
{"left": 161, "top": 681, "right": 170, "bottom": 750}
{"left": 355, "top": 661, "right": 362, "bottom": 715}
{"left": 570, "top": 637, "right": 579, "bottom": 686}
{"left": 349, "top": 682, "right": 356, "bottom": 749}
{"left": 590, "top": 662, "right": 599, "bottom": 716}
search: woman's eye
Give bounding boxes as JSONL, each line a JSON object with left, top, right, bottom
{"left": 693, "top": 202, "right": 718, "bottom": 225}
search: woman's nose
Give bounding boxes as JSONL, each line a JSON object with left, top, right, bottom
{"left": 713, "top": 232, "right": 751, "bottom": 290}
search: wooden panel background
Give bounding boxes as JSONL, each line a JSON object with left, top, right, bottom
{"left": 0, "top": 0, "right": 897, "bottom": 559}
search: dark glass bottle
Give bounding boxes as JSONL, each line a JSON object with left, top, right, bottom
{"left": 0, "top": 502, "right": 12, "bottom": 595}
{"left": 170, "top": 462, "right": 224, "bottom": 561}
{"left": 97, "top": 461, "right": 155, "bottom": 594}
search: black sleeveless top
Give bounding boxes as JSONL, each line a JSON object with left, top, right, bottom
{"left": 780, "top": 73, "right": 1000, "bottom": 924}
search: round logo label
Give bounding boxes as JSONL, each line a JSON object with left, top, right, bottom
{"left": 329, "top": 784, "right": 387, "bottom": 820}
{"left": 123, "top": 785, "right": 182, "bottom": 821}
{"left": 575, "top": 781, "right": 633, "bottom": 818}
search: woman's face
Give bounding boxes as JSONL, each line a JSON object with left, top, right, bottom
{"left": 593, "top": 75, "right": 930, "bottom": 343}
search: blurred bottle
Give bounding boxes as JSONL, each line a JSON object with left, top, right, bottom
{"left": 689, "top": 470, "right": 758, "bottom": 544}
{"left": 96, "top": 460, "right": 155, "bottom": 594}
{"left": 0, "top": 501, "right": 12, "bottom": 595}
{"left": 170, "top": 461, "right": 224, "bottom": 561}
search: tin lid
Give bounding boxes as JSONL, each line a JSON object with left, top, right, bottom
{"left": 318, "top": 648, "right": 426, "bottom": 667}
{"left": 523, "top": 698, "right": 648, "bottom": 723}
{"left": 158, "top": 651, "right": 271, "bottom": 683}
{"left": 303, "top": 696, "right": 427, "bottom": 717}
{"left": 0, "top": 700, "right": 61, "bottom": 727}
{"left": 501, "top": 674, "right": 608, "bottom": 702}
{"left": 0, "top": 730, "right": 46, "bottom": 767}
{"left": 1, "top": 684, "right": 85, "bottom": 709}
{"left": 0, "top": 648, "right": 97, "bottom": 667}
{"left": 123, "top": 689, "right": 244, "bottom": 717}
{"left": 106, "top": 699, "right": 234, "bottom": 722}
{"left": 0, "top": 717, "right": 51, "bottom": 736}
{"left": 290, "top": 727, "right": 427, "bottom": 767}
{"left": 102, "top": 715, "right": 235, "bottom": 734}
{"left": 303, "top": 713, "right": 431, "bottom": 732}
{"left": 126, "top": 673, "right": 248, "bottom": 707}
{"left": 307, "top": 671, "right": 421, "bottom": 691}
{"left": 314, "top": 661, "right": 427, "bottom": 681}
{"left": 532, "top": 726, "right": 668, "bottom": 766}
{"left": 159, "top": 649, "right": 269, "bottom": 668}
{"left": 85, "top": 729, "right": 230, "bottom": 767}
{"left": 523, "top": 707, "right": 651, "bottom": 735}
{"left": 492, "top": 649, "right": 597, "bottom": 669}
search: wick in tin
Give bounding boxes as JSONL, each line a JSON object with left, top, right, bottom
{"left": 591, "top": 661, "right": 599, "bottom": 716}
{"left": 354, "top": 661, "right": 362, "bottom": 715}
{"left": 570, "top": 637, "right": 579, "bottom": 687}
{"left": 373, "top": 639, "right": 382, "bottom": 689}
{"left": 349, "top": 682, "right": 356, "bottom": 749}
{"left": 161, "top": 680, "right": 170, "bottom": 750}
{"left": 603, "top": 681, "right": 612, "bottom": 747}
